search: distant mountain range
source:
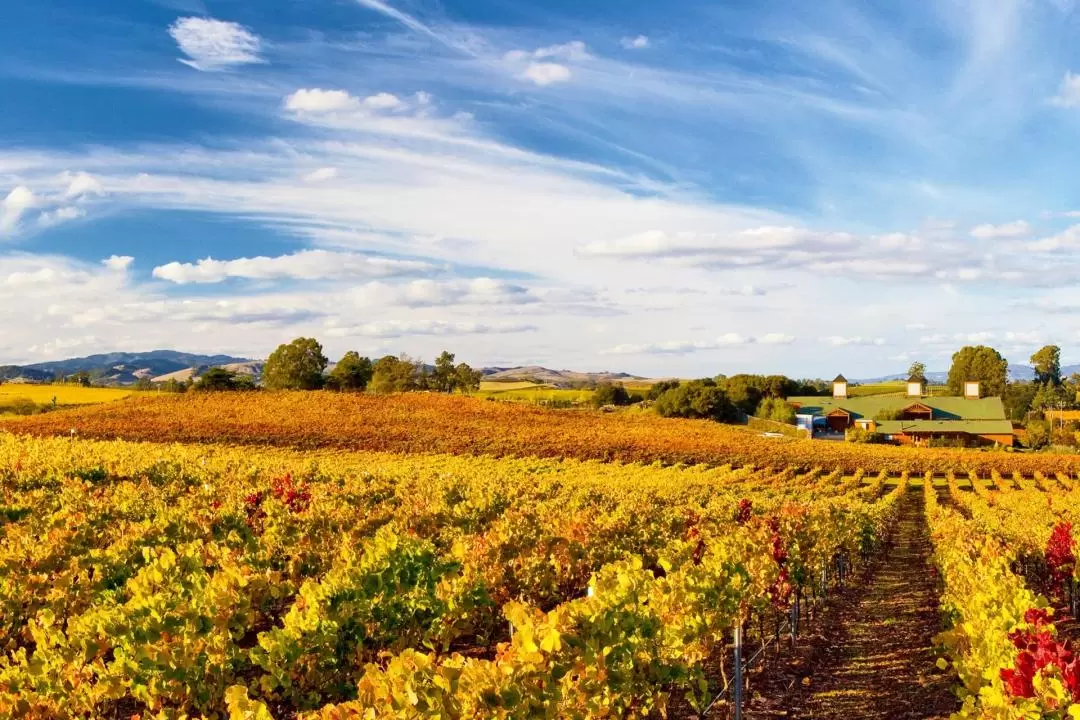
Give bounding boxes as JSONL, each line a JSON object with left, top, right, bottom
{"left": 0, "top": 350, "right": 253, "bottom": 386}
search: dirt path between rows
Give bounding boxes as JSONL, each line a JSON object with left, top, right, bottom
{"left": 745, "top": 490, "right": 956, "bottom": 720}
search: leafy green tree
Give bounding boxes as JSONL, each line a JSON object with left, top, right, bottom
{"left": 1031, "top": 381, "right": 1071, "bottom": 413}
{"left": 432, "top": 351, "right": 457, "bottom": 393}
{"left": 719, "top": 375, "right": 764, "bottom": 415}
{"left": 453, "top": 363, "right": 482, "bottom": 394}
{"left": 194, "top": 367, "right": 254, "bottom": 392}
{"left": 1031, "top": 345, "right": 1062, "bottom": 386}
{"left": 1003, "top": 382, "right": 1039, "bottom": 422}
{"left": 908, "top": 361, "right": 926, "bottom": 380}
{"left": 946, "top": 345, "right": 1008, "bottom": 397}
{"left": 263, "top": 337, "right": 328, "bottom": 390}
{"left": 1026, "top": 418, "right": 1051, "bottom": 449}
{"left": 756, "top": 396, "right": 796, "bottom": 424}
{"left": 647, "top": 379, "right": 680, "bottom": 401}
{"left": 592, "top": 382, "right": 631, "bottom": 408}
{"left": 653, "top": 380, "right": 738, "bottom": 422}
{"left": 326, "top": 351, "right": 373, "bottom": 391}
{"left": 369, "top": 355, "right": 420, "bottom": 394}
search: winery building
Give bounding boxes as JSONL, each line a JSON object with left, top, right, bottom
{"left": 787, "top": 375, "right": 1014, "bottom": 447}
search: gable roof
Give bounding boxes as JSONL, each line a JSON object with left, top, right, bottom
{"left": 874, "top": 419, "right": 1014, "bottom": 436}
{"left": 906, "top": 374, "right": 926, "bottom": 384}
{"left": 787, "top": 395, "right": 1006, "bottom": 421}
{"left": 833, "top": 374, "right": 848, "bottom": 383}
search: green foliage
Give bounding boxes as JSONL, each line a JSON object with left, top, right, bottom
{"left": 263, "top": 338, "right": 328, "bottom": 391}
{"left": 1030, "top": 345, "right": 1062, "bottom": 386}
{"left": 253, "top": 525, "right": 465, "bottom": 707}
{"left": 946, "top": 345, "right": 1008, "bottom": 398}
{"left": 1003, "top": 382, "right": 1039, "bottom": 422}
{"left": 845, "top": 427, "right": 884, "bottom": 443}
{"left": 1025, "top": 418, "right": 1051, "bottom": 449}
{"left": 592, "top": 382, "right": 632, "bottom": 408}
{"left": 431, "top": 351, "right": 457, "bottom": 393}
{"left": 647, "top": 379, "right": 680, "bottom": 401}
{"left": 369, "top": 355, "right": 421, "bottom": 394}
{"left": 653, "top": 380, "right": 738, "bottom": 422}
{"left": 908, "top": 361, "right": 927, "bottom": 380}
{"left": 326, "top": 351, "right": 373, "bottom": 392}
{"left": 874, "top": 407, "right": 905, "bottom": 421}
{"left": 195, "top": 367, "right": 255, "bottom": 392}
{"left": 755, "top": 396, "right": 796, "bottom": 424}
{"left": 1031, "top": 381, "right": 1072, "bottom": 413}
{"left": 454, "top": 362, "right": 482, "bottom": 394}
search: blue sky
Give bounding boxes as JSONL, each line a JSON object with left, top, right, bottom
{"left": 5, "top": 0, "right": 1080, "bottom": 376}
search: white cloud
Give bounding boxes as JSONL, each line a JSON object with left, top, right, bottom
{"left": 520, "top": 62, "right": 572, "bottom": 86}
{"left": 1051, "top": 71, "right": 1080, "bottom": 108}
{"left": 0, "top": 186, "right": 35, "bottom": 234}
{"left": 505, "top": 41, "right": 588, "bottom": 86}
{"left": 825, "top": 336, "right": 886, "bottom": 346}
{"left": 604, "top": 332, "right": 788, "bottom": 355}
{"left": 103, "top": 255, "right": 134, "bottom": 272}
{"left": 1028, "top": 224, "right": 1080, "bottom": 252}
{"left": 363, "top": 92, "right": 405, "bottom": 111}
{"left": 621, "top": 35, "right": 649, "bottom": 50}
{"left": 326, "top": 320, "right": 537, "bottom": 338}
{"left": 285, "top": 89, "right": 359, "bottom": 113}
{"left": 168, "top": 17, "right": 264, "bottom": 72}
{"left": 970, "top": 220, "right": 1031, "bottom": 239}
{"left": 302, "top": 167, "right": 339, "bottom": 183}
{"left": 348, "top": 278, "right": 539, "bottom": 308}
{"left": 152, "top": 250, "right": 433, "bottom": 284}
{"left": 37, "top": 206, "right": 86, "bottom": 228}
{"left": 63, "top": 172, "right": 104, "bottom": 199}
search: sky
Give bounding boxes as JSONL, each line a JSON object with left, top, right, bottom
{"left": 6, "top": 0, "right": 1080, "bottom": 378}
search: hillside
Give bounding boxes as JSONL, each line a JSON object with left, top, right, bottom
{"left": 3, "top": 350, "right": 253, "bottom": 386}
{"left": 482, "top": 365, "right": 647, "bottom": 387}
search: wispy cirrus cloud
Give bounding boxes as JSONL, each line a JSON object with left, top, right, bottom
{"left": 168, "top": 17, "right": 264, "bottom": 71}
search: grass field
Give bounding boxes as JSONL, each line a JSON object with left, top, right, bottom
{"left": 0, "top": 384, "right": 132, "bottom": 411}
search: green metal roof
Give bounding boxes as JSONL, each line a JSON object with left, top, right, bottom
{"left": 787, "top": 394, "right": 1007, "bottom": 421}
{"left": 874, "top": 419, "right": 1014, "bottom": 435}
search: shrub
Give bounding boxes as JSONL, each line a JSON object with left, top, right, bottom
{"left": 756, "top": 397, "right": 796, "bottom": 424}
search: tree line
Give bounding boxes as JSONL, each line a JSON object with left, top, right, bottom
{"left": 151, "top": 338, "right": 483, "bottom": 395}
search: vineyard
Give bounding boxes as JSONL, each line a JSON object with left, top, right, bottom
{"left": 5, "top": 394, "right": 1080, "bottom": 718}
{"left": 4, "top": 391, "right": 1078, "bottom": 475}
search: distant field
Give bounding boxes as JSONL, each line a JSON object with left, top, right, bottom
{"left": 2, "top": 391, "right": 1071, "bottom": 475}
{"left": 0, "top": 384, "right": 132, "bottom": 410}
{"left": 477, "top": 381, "right": 595, "bottom": 404}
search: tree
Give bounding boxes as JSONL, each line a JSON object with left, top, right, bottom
{"left": 326, "top": 351, "right": 373, "bottom": 392}
{"left": 369, "top": 355, "right": 420, "bottom": 394}
{"left": 592, "top": 382, "right": 631, "bottom": 408}
{"left": 194, "top": 367, "right": 255, "bottom": 392}
{"left": 1003, "top": 382, "right": 1039, "bottom": 422}
{"left": 647, "top": 380, "right": 680, "bottom": 401}
{"left": 263, "top": 337, "right": 328, "bottom": 390}
{"left": 453, "top": 363, "right": 482, "bottom": 394}
{"left": 720, "top": 375, "right": 765, "bottom": 415}
{"left": 946, "top": 345, "right": 1008, "bottom": 398}
{"left": 908, "top": 361, "right": 926, "bottom": 380}
{"left": 432, "top": 351, "right": 457, "bottom": 393}
{"left": 1031, "top": 345, "right": 1062, "bottom": 386}
{"left": 756, "top": 396, "right": 796, "bottom": 424}
{"left": 653, "top": 380, "right": 738, "bottom": 422}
